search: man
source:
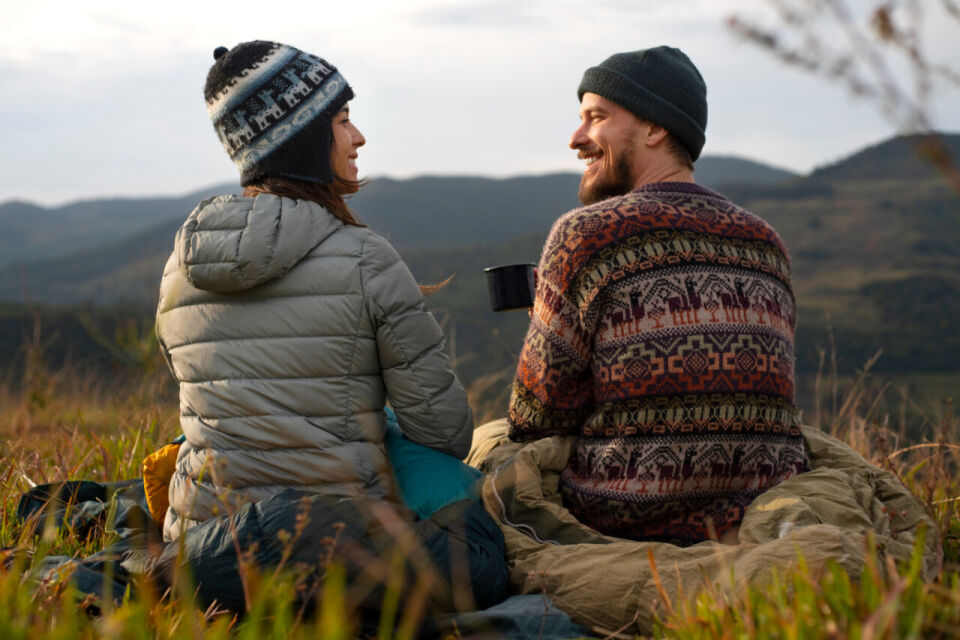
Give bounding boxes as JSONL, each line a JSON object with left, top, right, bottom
{"left": 507, "top": 46, "right": 807, "bottom": 544}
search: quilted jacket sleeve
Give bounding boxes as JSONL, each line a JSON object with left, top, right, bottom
{"left": 155, "top": 252, "right": 179, "bottom": 380}
{"left": 360, "top": 233, "right": 474, "bottom": 458}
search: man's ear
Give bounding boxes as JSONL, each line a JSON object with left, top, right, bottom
{"left": 643, "top": 122, "right": 670, "bottom": 147}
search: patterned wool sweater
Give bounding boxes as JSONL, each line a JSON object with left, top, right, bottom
{"left": 508, "top": 182, "right": 807, "bottom": 544}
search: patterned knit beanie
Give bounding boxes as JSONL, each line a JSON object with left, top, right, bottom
{"left": 578, "top": 46, "right": 707, "bottom": 161}
{"left": 204, "top": 41, "right": 354, "bottom": 186}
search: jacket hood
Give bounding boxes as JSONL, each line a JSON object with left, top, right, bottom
{"left": 175, "top": 194, "right": 343, "bottom": 293}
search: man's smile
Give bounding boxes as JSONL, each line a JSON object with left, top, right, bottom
{"left": 579, "top": 149, "right": 603, "bottom": 169}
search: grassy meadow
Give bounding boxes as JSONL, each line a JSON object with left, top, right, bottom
{"left": 0, "top": 320, "right": 958, "bottom": 639}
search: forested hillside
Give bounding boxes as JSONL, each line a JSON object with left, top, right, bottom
{"left": 1, "top": 134, "right": 957, "bottom": 420}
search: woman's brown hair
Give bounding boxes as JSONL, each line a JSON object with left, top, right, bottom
{"left": 242, "top": 175, "right": 450, "bottom": 295}
{"left": 242, "top": 175, "right": 365, "bottom": 227}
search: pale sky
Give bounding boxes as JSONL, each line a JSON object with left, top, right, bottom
{"left": 2, "top": 0, "right": 959, "bottom": 205}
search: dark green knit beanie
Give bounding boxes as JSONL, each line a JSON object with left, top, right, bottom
{"left": 578, "top": 46, "right": 707, "bottom": 161}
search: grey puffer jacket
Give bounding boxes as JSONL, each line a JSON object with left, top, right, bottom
{"left": 156, "top": 194, "right": 473, "bottom": 541}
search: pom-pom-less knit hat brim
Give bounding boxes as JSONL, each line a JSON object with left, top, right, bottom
{"left": 204, "top": 41, "right": 354, "bottom": 186}
{"left": 578, "top": 46, "right": 707, "bottom": 161}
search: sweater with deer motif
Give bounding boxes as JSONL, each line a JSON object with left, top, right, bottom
{"left": 507, "top": 182, "right": 807, "bottom": 544}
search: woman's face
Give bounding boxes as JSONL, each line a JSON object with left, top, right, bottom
{"left": 331, "top": 103, "right": 365, "bottom": 194}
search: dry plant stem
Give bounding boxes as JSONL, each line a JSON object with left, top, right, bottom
{"left": 814, "top": 347, "right": 826, "bottom": 430}
{"left": 647, "top": 548, "right": 674, "bottom": 618}
{"left": 467, "top": 363, "right": 517, "bottom": 424}
{"left": 829, "top": 0, "right": 923, "bottom": 121}
{"left": 0, "top": 465, "right": 14, "bottom": 494}
{"left": 53, "top": 446, "right": 68, "bottom": 483}
{"left": 206, "top": 461, "right": 254, "bottom": 614}
{"left": 122, "top": 422, "right": 145, "bottom": 477}
{"left": 66, "top": 442, "right": 97, "bottom": 479}
{"left": 864, "top": 380, "right": 892, "bottom": 425}
{"left": 861, "top": 564, "right": 909, "bottom": 638}
{"left": 32, "top": 452, "right": 48, "bottom": 486}
{"left": 81, "top": 427, "right": 113, "bottom": 482}
{"left": 593, "top": 609, "right": 641, "bottom": 640}
{"left": 888, "top": 442, "right": 960, "bottom": 458}
{"left": 830, "top": 322, "right": 839, "bottom": 430}
{"left": 935, "top": 407, "right": 950, "bottom": 500}
{"left": 446, "top": 519, "right": 475, "bottom": 613}
{"left": 291, "top": 515, "right": 344, "bottom": 630}
{"left": 729, "top": 0, "right": 960, "bottom": 195}
{"left": 525, "top": 569, "right": 550, "bottom": 640}
{"left": 942, "top": 0, "right": 960, "bottom": 19}
{"left": 446, "top": 323, "right": 458, "bottom": 373}
{"left": 363, "top": 500, "right": 440, "bottom": 637}
{"left": 19, "top": 472, "right": 37, "bottom": 489}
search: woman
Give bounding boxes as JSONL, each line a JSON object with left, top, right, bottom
{"left": 155, "top": 41, "right": 474, "bottom": 542}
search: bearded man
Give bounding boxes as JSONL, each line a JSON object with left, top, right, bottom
{"left": 507, "top": 46, "right": 807, "bottom": 544}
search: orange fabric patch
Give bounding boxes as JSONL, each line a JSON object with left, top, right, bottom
{"left": 142, "top": 443, "right": 181, "bottom": 527}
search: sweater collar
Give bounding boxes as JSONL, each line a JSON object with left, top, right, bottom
{"left": 632, "top": 181, "right": 724, "bottom": 198}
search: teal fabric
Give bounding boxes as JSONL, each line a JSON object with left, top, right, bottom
{"left": 384, "top": 407, "right": 483, "bottom": 520}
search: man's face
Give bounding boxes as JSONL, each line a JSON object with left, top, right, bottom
{"left": 569, "top": 93, "right": 644, "bottom": 205}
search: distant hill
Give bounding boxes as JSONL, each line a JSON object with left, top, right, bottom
{"left": 351, "top": 173, "right": 579, "bottom": 250}
{"left": 1, "top": 217, "right": 182, "bottom": 305}
{"left": 392, "top": 155, "right": 960, "bottom": 378}
{"left": 1, "top": 132, "right": 958, "bottom": 382}
{"left": 0, "top": 154, "right": 798, "bottom": 304}
{"left": 811, "top": 133, "right": 960, "bottom": 181}
{"left": 696, "top": 155, "right": 797, "bottom": 186}
{"left": 0, "top": 185, "right": 229, "bottom": 269}
{"left": 0, "top": 152, "right": 795, "bottom": 271}
{"left": 316, "top": 154, "right": 798, "bottom": 250}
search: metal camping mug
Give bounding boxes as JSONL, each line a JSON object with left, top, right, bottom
{"left": 484, "top": 263, "right": 536, "bottom": 312}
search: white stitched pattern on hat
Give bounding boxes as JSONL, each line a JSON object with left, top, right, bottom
{"left": 207, "top": 45, "right": 299, "bottom": 123}
{"left": 218, "top": 108, "right": 257, "bottom": 153}
{"left": 299, "top": 55, "right": 334, "bottom": 84}
{"left": 278, "top": 69, "right": 311, "bottom": 108}
{"left": 277, "top": 53, "right": 335, "bottom": 111}
{"left": 231, "top": 74, "right": 347, "bottom": 170}
{"left": 251, "top": 89, "right": 285, "bottom": 131}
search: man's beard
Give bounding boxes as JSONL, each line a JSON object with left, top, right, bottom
{"left": 578, "top": 146, "right": 636, "bottom": 205}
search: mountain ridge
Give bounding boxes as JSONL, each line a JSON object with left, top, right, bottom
{"left": 2, "top": 133, "right": 957, "bottom": 305}
{"left": 0, "top": 154, "right": 795, "bottom": 271}
{"left": 0, "top": 131, "right": 957, "bottom": 386}
{"left": 811, "top": 132, "right": 960, "bottom": 181}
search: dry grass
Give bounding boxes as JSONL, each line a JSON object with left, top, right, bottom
{"left": 0, "top": 328, "right": 957, "bottom": 638}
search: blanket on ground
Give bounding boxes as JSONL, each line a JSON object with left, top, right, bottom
{"left": 466, "top": 421, "right": 942, "bottom": 636}
{"left": 14, "top": 482, "right": 510, "bottom": 636}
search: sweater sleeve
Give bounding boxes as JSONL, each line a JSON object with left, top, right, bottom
{"left": 507, "top": 217, "right": 595, "bottom": 441}
{"left": 360, "top": 233, "right": 474, "bottom": 459}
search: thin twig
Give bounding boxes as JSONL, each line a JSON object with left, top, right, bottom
{"left": 888, "top": 443, "right": 960, "bottom": 459}
{"left": 647, "top": 548, "right": 673, "bottom": 618}
{"left": 593, "top": 609, "right": 642, "bottom": 640}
